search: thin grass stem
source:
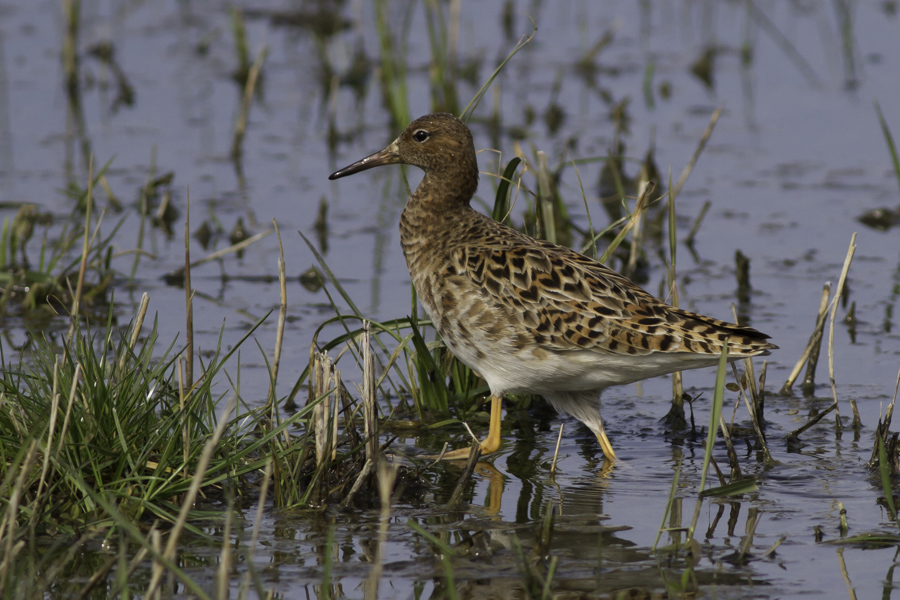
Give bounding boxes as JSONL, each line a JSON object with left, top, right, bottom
{"left": 828, "top": 233, "right": 857, "bottom": 420}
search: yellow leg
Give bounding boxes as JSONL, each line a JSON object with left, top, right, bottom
{"left": 480, "top": 394, "right": 503, "bottom": 454}
{"left": 596, "top": 428, "right": 618, "bottom": 462}
{"left": 435, "top": 394, "right": 503, "bottom": 461}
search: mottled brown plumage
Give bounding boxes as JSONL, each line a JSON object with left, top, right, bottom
{"left": 330, "top": 113, "right": 776, "bottom": 461}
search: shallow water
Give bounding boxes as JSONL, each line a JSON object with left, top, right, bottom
{"left": 3, "top": 0, "right": 900, "bottom": 597}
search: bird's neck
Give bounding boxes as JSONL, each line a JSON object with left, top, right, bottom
{"left": 399, "top": 169, "right": 479, "bottom": 275}
{"left": 415, "top": 167, "right": 478, "bottom": 207}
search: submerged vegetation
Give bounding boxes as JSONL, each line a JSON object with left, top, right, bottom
{"left": 1, "top": 1, "right": 899, "bottom": 598}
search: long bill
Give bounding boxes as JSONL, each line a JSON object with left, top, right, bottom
{"left": 328, "top": 141, "right": 400, "bottom": 180}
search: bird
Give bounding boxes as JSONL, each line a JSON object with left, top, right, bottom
{"left": 329, "top": 113, "right": 776, "bottom": 462}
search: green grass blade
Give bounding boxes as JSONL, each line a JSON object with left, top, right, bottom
{"left": 687, "top": 339, "right": 730, "bottom": 542}
{"left": 701, "top": 341, "right": 729, "bottom": 494}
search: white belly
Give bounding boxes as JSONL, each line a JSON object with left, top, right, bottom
{"left": 444, "top": 334, "right": 723, "bottom": 397}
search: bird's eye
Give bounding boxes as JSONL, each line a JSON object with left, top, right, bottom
{"left": 413, "top": 129, "right": 430, "bottom": 143}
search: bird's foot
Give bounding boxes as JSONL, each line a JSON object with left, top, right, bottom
{"left": 428, "top": 395, "right": 504, "bottom": 461}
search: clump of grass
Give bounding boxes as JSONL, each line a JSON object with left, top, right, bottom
{"left": 0, "top": 188, "right": 308, "bottom": 597}
{"left": 0, "top": 296, "right": 298, "bottom": 539}
{"left": 0, "top": 207, "right": 341, "bottom": 600}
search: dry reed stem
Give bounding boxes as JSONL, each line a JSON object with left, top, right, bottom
{"left": 708, "top": 456, "right": 727, "bottom": 487}
{"left": 785, "top": 402, "right": 837, "bottom": 440}
{"left": 55, "top": 363, "right": 81, "bottom": 458}
{"left": 266, "top": 221, "right": 287, "bottom": 414}
{"left": 781, "top": 283, "right": 831, "bottom": 394}
{"left": 119, "top": 293, "right": 149, "bottom": 373}
{"left": 550, "top": 423, "right": 564, "bottom": 475}
{"left": 758, "top": 362, "right": 768, "bottom": 413}
{"left": 178, "top": 359, "right": 188, "bottom": 475}
{"left": 33, "top": 363, "right": 59, "bottom": 505}
{"left": 535, "top": 151, "right": 555, "bottom": 243}
{"left": 312, "top": 353, "right": 324, "bottom": 463}
{"left": 669, "top": 206, "right": 684, "bottom": 414}
{"left": 802, "top": 284, "right": 833, "bottom": 392}
{"left": 828, "top": 233, "right": 857, "bottom": 423}
{"left": 312, "top": 352, "right": 340, "bottom": 469}
{"left": 627, "top": 180, "right": 649, "bottom": 275}
{"left": 363, "top": 321, "right": 377, "bottom": 463}
{"left": 164, "top": 229, "right": 272, "bottom": 281}
{"left": 340, "top": 458, "right": 375, "bottom": 510}
{"left": 600, "top": 180, "right": 654, "bottom": 265}
{"left": 743, "top": 358, "right": 761, "bottom": 414}
{"left": 731, "top": 363, "right": 773, "bottom": 464}
{"left": 729, "top": 304, "right": 765, "bottom": 421}
{"left": 838, "top": 501, "right": 849, "bottom": 535}
{"left": 671, "top": 371, "right": 683, "bottom": 412}
{"left": 430, "top": 443, "right": 449, "bottom": 464}
{"left": 184, "top": 188, "right": 194, "bottom": 391}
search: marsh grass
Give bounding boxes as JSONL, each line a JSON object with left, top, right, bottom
{"left": 0, "top": 294, "right": 308, "bottom": 530}
{"left": 0, "top": 291, "right": 327, "bottom": 598}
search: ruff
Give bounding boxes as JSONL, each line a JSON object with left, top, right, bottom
{"left": 329, "top": 113, "right": 776, "bottom": 461}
